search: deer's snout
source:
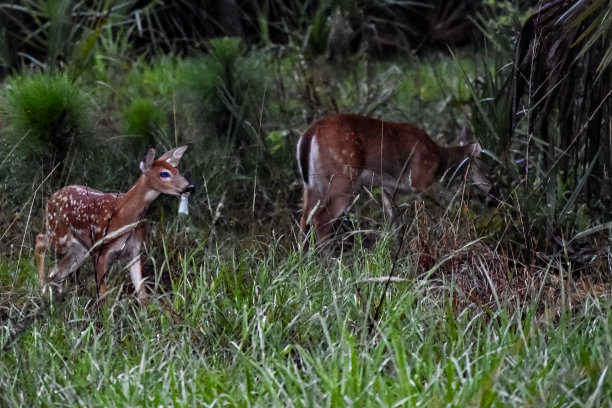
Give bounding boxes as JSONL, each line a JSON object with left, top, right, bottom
{"left": 182, "top": 185, "right": 195, "bottom": 195}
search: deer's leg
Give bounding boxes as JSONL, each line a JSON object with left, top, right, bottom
{"left": 128, "top": 256, "right": 148, "bottom": 303}
{"left": 95, "top": 249, "right": 111, "bottom": 299}
{"left": 382, "top": 189, "right": 395, "bottom": 222}
{"left": 312, "top": 174, "right": 356, "bottom": 244}
{"left": 35, "top": 234, "right": 47, "bottom": 289}
{"left": 47, "top": 239, "right": 89, "bottom": 295}
{"left": 127, "top": 228, "right": 148, "bottom": 303}
{"left": 300, "top": 187, "right": 322, "bottom": 237}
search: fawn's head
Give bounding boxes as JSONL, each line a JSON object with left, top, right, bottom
{"left": 140, "top": 146, "right": 195, "bottom": 196}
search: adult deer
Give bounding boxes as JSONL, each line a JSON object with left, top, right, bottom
{"left": 297, "top": 114, "right": 490, "bottom": 244}
{"left": 35, "top": 146, "right": 195, "bottom": 301}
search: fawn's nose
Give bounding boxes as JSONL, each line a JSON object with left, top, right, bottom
{"left": 182, "top": 185, "right": 195, "bottom": 195}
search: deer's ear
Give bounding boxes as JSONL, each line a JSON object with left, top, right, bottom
{"left": 140, "top": 148, "right": 156, "bottom": 172}
{"left": 158, "top": 145, "right": 188, "bottom": 167}
{"left": 470, "top": 142, "right": 483, "bottom": 157}
{"left": 459, "top": 125, "right": 474, "bottom": 147}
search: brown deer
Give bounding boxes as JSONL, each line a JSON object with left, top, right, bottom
{"left": 297, "top": 114, "right": 490, "bottom": 244}
{"left": 35, "top": 146, "right": 195, "bottom": 301}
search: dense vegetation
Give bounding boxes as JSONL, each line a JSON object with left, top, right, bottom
{"left": 1, "top": 0, "right": 610, "bottom": 406}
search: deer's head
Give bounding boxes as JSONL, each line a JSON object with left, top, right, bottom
{"left": 140, "top": 146, "right": 195, "bottom": 196}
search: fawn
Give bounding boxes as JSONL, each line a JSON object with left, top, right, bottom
{"left": 35, "top": 146, "right": 194, "bottom": 301}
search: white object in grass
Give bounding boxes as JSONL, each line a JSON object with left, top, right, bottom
{"left": 178, "top": 195, "right": 189, "bottom": 215}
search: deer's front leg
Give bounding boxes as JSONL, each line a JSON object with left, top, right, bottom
{"left": 382, "top": 189, "right": 395, "bottom": 222}
{"left": 128, "top": 255, "right": 148, "bottom": 303}
{"left": 127, "top": 227, "right": 148, "bottom": 303}
{"left": 95, "top": 249, "right": 111, "bottom": 299}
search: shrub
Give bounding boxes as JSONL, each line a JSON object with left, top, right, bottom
{"left": 123, "top": 98, "right": 167, "bottom": 148}
{"left": 180, "top": 37, "right": 266, "bottom": 148}
{"left": 3, "top": 72, "right": 89, "bottom": 161}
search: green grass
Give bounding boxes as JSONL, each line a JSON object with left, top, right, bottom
{"left": 0, "top": 33, "right": 610, "bottom": 407}
{"left": 1, "top": 234, "right": 610, "bottom": 406}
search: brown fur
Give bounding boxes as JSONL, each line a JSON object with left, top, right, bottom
{"left": 297, "top": 114, "right": 484, "bottom": 244}
{"left": 35, "top": 146, "right": 194, "bottom": 301}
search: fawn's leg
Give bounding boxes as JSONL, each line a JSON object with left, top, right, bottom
{"left": 35, "top": 234, "right": 47, "bottom": 290}
{"left": 47, "top": 239, "right": 89, "bottom": 295}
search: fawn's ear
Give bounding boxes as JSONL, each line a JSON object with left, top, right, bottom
{"left": 140, "top": 148, "right": 156, "bottom": 173}
{"left": 158, "top": 145, "right": 188, "bottom": 167}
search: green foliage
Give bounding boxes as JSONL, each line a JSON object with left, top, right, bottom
{"left": 123, "top": 98, "right": 167, "bottom": 147}
{"left": 1, "top": 238, "right": 611, "bottom": 406}
{"left": 464, "top": 0, "right": 612, "bottom": 259}
{"left": 0, "top": 0, "right": 114, "bottom": 76}
{"left": 180, "top": 37, "right": 267, "bottom": 147}
{"left": 0, "top": 258, "right": 37, "bottom": 288}
{"left": 266, "top": 130, "right": 288, "bottom": 156}
{"left": 3, "top": 72, "right": 89, "bottom": 160}
{"left": 307, "top": 2, "right": 332, "bottom": 55}
{"left": 0, "top": 4, "right": 611, "bottom": 405}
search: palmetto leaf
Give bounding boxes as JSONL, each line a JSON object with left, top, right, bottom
{"left": 508, "top": 0, "right": 611, "bottom": 246}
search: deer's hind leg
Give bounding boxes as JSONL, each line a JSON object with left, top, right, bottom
{"left": 47, "top": 238, "right": 90, "bottom": 295}
{"left": 35, "top": 234, "right": 48, "bottom": 289}
{"left": 311, "top": 174, "right": 359, "bottom": 245}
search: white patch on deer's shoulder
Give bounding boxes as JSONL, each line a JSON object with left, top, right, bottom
{"left": 309, "top": 136, "right": 320, "bottom": 186}
{"left": 59, "top": 235, "right": 68, "bottom": 246}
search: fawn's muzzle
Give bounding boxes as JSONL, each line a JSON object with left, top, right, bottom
{"left": 182, "top": 185, "right": 195, "bottom": 195}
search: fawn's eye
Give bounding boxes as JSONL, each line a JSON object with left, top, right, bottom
{"left": 160, "top": 171, "right": 170, "bottom": 179}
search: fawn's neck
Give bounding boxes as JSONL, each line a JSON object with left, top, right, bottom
{"left": 114, "top": 175, "right": 160, "bottom": 223}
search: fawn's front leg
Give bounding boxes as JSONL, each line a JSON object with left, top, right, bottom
{"left": 128, "top": 255, "right": 148, "bottom": 303}
{"left": 127, "top": 227, "right": 148, "bottom": 303}
{"left": 95, "top": 248, "right": 111, "bottom": 299}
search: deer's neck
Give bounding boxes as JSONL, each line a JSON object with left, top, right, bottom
{"left": 114, "top": 175, "right": 160, "bottom": 223}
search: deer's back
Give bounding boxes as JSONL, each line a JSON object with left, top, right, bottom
{"left": 46, "top": 185, "right": 125, "bottom": 251}
{"left": 307, "top": 114, "right": 443, "bottom": 185}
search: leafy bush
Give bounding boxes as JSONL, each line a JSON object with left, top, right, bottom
{"left": 0, "top": 0, "right": 115, "bottom": 77}
{"left": 180, "top": 37, "right": 267, "bottom": 148}
{"left": 3, "top": 72, "right": 89, "bottom": 161}
{"left": 123, "top": 98, "right": 167, "bottom": 148}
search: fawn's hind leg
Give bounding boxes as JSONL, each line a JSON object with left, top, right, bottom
{"left": 35, "top": 234, "right": 47, "bottom": 289}
{"left": 46, "top": 239, "right": 90, "bottom": 295}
